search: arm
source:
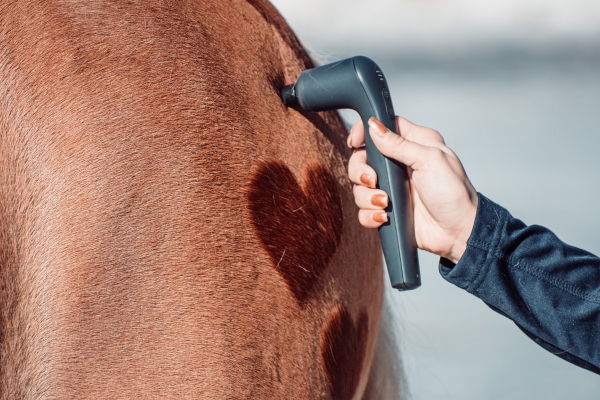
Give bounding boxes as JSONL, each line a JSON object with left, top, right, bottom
{"left": 440, "top": 193, "right": 600, "bottom": 374}
{"left": 347, "top": 116, "right": 600, "bottom": 374}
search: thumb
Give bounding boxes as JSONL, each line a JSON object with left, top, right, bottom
{"left": 368, "top": 118, "right": 435, "bottom": 170}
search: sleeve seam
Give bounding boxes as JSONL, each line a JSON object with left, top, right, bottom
{"left": 470, "top": 242, "right": 600, "bottom": 304}
{"left": 510, "top": 258, "right": 600, "bottom": 304}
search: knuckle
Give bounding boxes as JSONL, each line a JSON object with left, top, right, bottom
{"left": 348, "top": 153, "right": 361, "bottom": 168}
{"left": 442, "top": 145, "right": 457, "bottom": 158}
{"left": 348, "top": 154, "right": 357, "bottom": 168}
{"left": 358, "top": 210, "right": 372, "bottom": 227}
{"left": 358, "top": 210, "right": 366, "bottom": 224}
{"left": 390, "top": 136, "right": 409, "bottom": 159}
{"left": 351, "top": 147, "right": 366, "bottom": 160}
{"left": 429, "top": 147, "right": 446, "bottom": 163}
{"left": 433, "top": 147, "right": 445, "bottom": 158}
{"left": 353, "top": 185, "right": 368, "bottom": 205}
{"left": 431, "top": 129, "right": 446, "bottom": 144}
{"left": 392, "top": 135, "right": 406, "bottom": 149}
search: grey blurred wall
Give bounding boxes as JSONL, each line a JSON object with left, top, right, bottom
{"left": 270, "top": 0, "right": 600, "bottom": 398}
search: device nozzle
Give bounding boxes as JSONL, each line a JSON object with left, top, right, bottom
{"left": 280, "top": 84, "right": 298, "bottom": 106}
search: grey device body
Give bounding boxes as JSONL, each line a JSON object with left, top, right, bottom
{"left": 280, "top": 56, "right": 420, "bottom": 290}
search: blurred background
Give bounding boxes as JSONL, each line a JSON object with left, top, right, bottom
{"left": 270, "top": 0, "right": 600, "bottom": 398}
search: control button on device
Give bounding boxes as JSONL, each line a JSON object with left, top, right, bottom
{"left": 381, "top": 88, "right": 395, "bottom": 120}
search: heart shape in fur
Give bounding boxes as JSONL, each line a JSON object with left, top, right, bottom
{"left": 320, "top": 304, "right": 369, "bottom": 400}
{"left": 246, "top": 160, "right": 343, "bottom": 304}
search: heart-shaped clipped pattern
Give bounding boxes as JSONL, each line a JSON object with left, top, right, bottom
{"left": 246, "top": 160, "right": 343, "bottom": 304}
{"left": 320, "top": 304, "right": 369, "bottom": 400}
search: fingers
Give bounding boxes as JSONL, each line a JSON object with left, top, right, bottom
{"left": 348, "top": 146, "right": 388, "bottom": 229}
{"left": 396, "top": 117, "right": 446, "bottom": 148}
{"left": 348, "top": 148, "right": 377, "bottom": 188}
{"left": 358, "top": 209, "right": 388, "bottom": 228}
{"left": 368, "top": 118, "right": 439, "bottom": 170}
{"left": 353, "top": 185, "right": 388, "bottom": 210}
{"left": 347, "top": 120, "right": 365, "bottom": 148}
{"left": 349, "top": 116, "right": 449, "bottom": 154}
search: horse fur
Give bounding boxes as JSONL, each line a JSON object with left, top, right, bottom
{"left": 0, "top": 1, "right": 404, "bottom": 398}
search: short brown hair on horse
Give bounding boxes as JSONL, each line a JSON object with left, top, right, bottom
{"left": 0, "top": 1, "right": 404, "bottom": 398}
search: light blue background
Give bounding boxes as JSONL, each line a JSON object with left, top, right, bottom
{"left": 271, "top": 0, "right": 600, "bottom": 398}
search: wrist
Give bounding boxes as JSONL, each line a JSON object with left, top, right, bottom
{"left": 447, "top": 240, "right": 468, "bottom": 264}
{"left": 447, "top": 193, "right": 478, "bottom": 264}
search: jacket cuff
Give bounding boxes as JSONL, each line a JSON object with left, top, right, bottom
{"left": 439, "top": 193, "right": 507, "bottom": 293}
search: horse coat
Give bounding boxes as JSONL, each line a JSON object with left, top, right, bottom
{"left": 0, "top": 1, "right": 404, "bottom": 398}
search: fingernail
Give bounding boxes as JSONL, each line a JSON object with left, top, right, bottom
{"left": 347, "top": 135, "right": 353, "bottom": 148}
{"left": 368, "top": 118, "right": 389, "bottom": 137}
{"left": 371, "top": 194, "right": 388, "bottom": 208}
{"left": 373, "top": 212, "right": 388, "bottom": 223}
{"left": 360, "top": 173, "right": 376, "bottom": 188}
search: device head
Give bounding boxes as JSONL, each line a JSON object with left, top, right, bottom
{"left": 279, "top": 57, "right": 369, "bottom": 113}
{"left": 280, "top": 84, "right": 298, "bottom": 107}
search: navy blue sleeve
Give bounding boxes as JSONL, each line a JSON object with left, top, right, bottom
{"left": 439, "top": 193, "right": 600, "bottom": 374}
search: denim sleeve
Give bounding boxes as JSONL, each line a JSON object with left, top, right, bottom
{"left": 439, "top": 193, "right": 600, "bottom": 375}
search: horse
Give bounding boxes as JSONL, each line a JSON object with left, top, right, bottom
{"left": 0, "top": 1, "right": 404, "bottom": 398}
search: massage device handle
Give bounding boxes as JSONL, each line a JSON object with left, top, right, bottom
{"left": 281, "top": 56, "right": 420, "bottom": 290}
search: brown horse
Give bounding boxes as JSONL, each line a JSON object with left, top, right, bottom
{"left": 0, "top": 1, "right": 404, "bottom": 398}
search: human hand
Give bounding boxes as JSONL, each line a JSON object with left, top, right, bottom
{"left": 347, "top": 117, "right": 478, "bottom": 263}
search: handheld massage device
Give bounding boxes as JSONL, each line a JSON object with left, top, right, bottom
{"left": 280, "top": 56, "right": 420, "bottom": 290}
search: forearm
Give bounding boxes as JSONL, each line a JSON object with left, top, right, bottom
{"left": 440, "top": 194, "right": 600, "bottom": 374}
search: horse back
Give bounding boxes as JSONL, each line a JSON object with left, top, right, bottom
{"left": 0, "top": 1, "right": 385, "bottom": 398}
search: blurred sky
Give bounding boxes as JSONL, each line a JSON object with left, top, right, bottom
{"left": 270, "top": 1, "right": 600, "bottom": 399}
{"left": 272, "top": 0, "right": 600, "bottom": 53}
